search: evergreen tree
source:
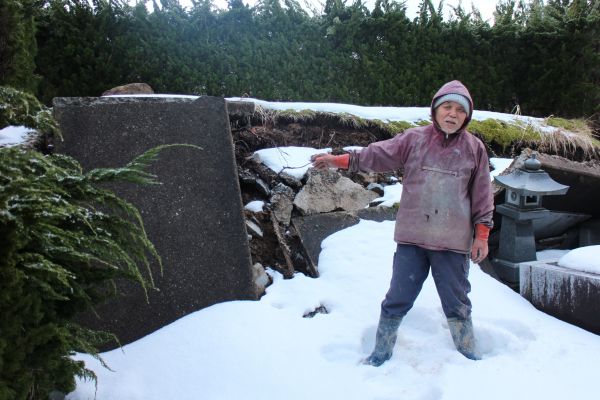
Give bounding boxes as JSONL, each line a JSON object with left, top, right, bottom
{"left": 0, "top": 0, "right": 40, "bottom": 93}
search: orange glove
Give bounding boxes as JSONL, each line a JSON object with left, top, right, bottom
{"left": 471, "top": 224, "right": 490, "bottom": 263}
{"left": 311, "top": 153, "right": 350, "bottom": 170}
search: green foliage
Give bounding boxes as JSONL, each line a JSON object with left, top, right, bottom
{"left": 0, "top": 89, "right": 202, "bottom": 399}
{"left": 0, "top": 0, "right": 39, "bottom": 92}
{"left": 25, "top": 0, "right": 600, "bottom": 118}
{"left": 0, "top": 86, "right": 60, "bottom": 141}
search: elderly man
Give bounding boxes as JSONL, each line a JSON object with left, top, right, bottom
{"left": 312, "top": 80, "right": 494, "bottom": 365}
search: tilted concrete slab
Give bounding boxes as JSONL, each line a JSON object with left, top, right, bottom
{"left": 520, "top": 260, "right": 600, "bottom": 334}
{"left": 293, "top": 207, "right": 397, "bottom": 274}
{"left": 53, "top": 96, "right": 256, "bottom": 348}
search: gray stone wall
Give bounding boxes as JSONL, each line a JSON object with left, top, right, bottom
{"left": 53, "top": 96, "right": 256, "bottom": 348}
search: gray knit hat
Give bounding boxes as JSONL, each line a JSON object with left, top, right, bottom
{"left": 433, "top": 93, "right": 471, "bottom": 115}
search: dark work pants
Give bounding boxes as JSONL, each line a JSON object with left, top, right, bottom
{"left": 381, "top": 244, "right": 472, "bottom": 320}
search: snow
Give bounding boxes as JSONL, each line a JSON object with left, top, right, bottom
{"left": 244, "top": 200, "right": 265, "bottom": 213}
{"left": 372, "top": 183, "right": 403, "bottom": 207}
{"left": 490, "top": 157, "right": 514, "bottom": 181}
{"left": 0, "top": 125, "right": 36, "bottom": 147}
{"left": 67, "top": 220, "right": 600, "bottom": 400}
{"left": 252, "top": 146, "right": 330, "bottom": 179}
{"left": 537, "top": 249, "right": 570, "bottom": 261}
{"left": 231, "top": 97, "right": 552, "bottom": 130}
{"left": 111, "top": 94, "right": 573, "bottom": 139}
{"left": 559, "top": 246, "right": 600, "bottom": 274}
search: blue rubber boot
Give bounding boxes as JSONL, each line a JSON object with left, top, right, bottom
{"left": 447, "top": 317, "right": 480, "bottom": 360}
{"left": 363, "top": 314, "right": 403, "bottom": 367}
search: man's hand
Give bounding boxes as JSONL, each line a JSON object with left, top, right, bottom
{"left": 310, "top": 153, "right": 349, "bottom": 170}
{"left": 470, "top": 238, "right": 488, "bottom": 263}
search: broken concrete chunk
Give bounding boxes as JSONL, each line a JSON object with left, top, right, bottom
{"left": 239, "top": 168, "right": 271, "bottom": 197}
{"left": 245, "top": 218, "right": 264, "bottom": 238}
{"left": 293, "top": 169, "right": 378, "bottom": 215}
{"left": 270, "top": 183, "right": 295, "bottom": 225}
{"left": 279, "top": 171, "right": 303, "bottom": 189}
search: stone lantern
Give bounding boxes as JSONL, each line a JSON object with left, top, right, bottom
{"left": 492, "top": 154, "right": 569, "bottom": 284}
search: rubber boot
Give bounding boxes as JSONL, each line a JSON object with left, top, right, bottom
{"left": 447, "top": 317, "right": 480, "bottom": 360}
{"left": 363, "top": 314, "right": 403, "bottom": 367}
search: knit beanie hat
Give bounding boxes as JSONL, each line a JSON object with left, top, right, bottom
{"left": 433, "top": 93, "right": 471, "bottom": 115}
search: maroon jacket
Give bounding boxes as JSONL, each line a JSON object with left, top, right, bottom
{"left": 349, "top": 81, "right": 494, "bottom": 253}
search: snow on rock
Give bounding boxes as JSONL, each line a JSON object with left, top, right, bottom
{"left": 253, "top": 146, "right": 330, "bottom": 179}
{"left": 558, "top": 246, "right": 600, "bottom": 274}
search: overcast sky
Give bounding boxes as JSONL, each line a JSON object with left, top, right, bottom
{"left": 172, "top": 0, "right": 499, "bottom": 23}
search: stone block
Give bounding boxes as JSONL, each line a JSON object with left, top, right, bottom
{"left": 53, "top": 96, "right": 256, "bottom": 348}
{"left": 520, "top": 260, "right": 600, "bottom": 334}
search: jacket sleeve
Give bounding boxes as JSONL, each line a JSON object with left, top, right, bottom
{"left": 348, "top": 130, "right": 413, "bottom": 173}
{"left": 469, "top": 142, "right": 495, "bottom": 229}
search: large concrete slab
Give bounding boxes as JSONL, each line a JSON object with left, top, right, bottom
{"left": 520, "top": 260, "right": 600, "bottom": 334}
{"left": 53, "top": 96, "right": 256, "bottom": 348}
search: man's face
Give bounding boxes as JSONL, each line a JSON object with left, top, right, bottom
{"left": 434, "top": 101, "right": 468, "bottom": 134}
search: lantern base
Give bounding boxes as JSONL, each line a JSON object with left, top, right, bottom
{"left": 491, "top": 258, "right": 523, "bottom": 287}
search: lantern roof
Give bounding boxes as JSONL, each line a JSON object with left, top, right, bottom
{"left": 494, "top": 155, "right": 569, "bottom": 196}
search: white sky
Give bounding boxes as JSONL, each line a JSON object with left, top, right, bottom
{"left": 172, "top": 0, "right": 499, "bottom": 22}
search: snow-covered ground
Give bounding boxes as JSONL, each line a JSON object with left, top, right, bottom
{"left": 66, "top": 145, "right": 600, "bottom": 400}
{"left": 67, "top": 219, "right": 600, "bottom": 400}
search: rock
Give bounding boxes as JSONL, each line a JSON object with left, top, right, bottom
{"left": 279, "top": 171, "right": 303, "bottom": 189}
{"left": 270, "top": 183, "right": 295, "bottom": 225}
{"left": 251, "top": 263, "right": 271, "bottom": 296}
{"left": 239, "top": 167, "right": 271, "bottom": 197}
{"left": 293, "top": 169, "right": 379, "bottom": 215}
{"left": 102, "top": 83, "right": 154, "bottom": 96}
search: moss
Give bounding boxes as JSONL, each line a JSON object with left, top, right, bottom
{"left": 545, "top": 116, "right": 590, "bottom": 133}
{"left": 336, "top": 112, "right": 370, "bottom": 128}
{"left": 387, "top": 121, "right": 416, "bottom": 135}
{"left": 276, "top": 108, "right": 318, "bottom": 121}
{"left": 468, "top": 119, "right": 540, "bottom": 150}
